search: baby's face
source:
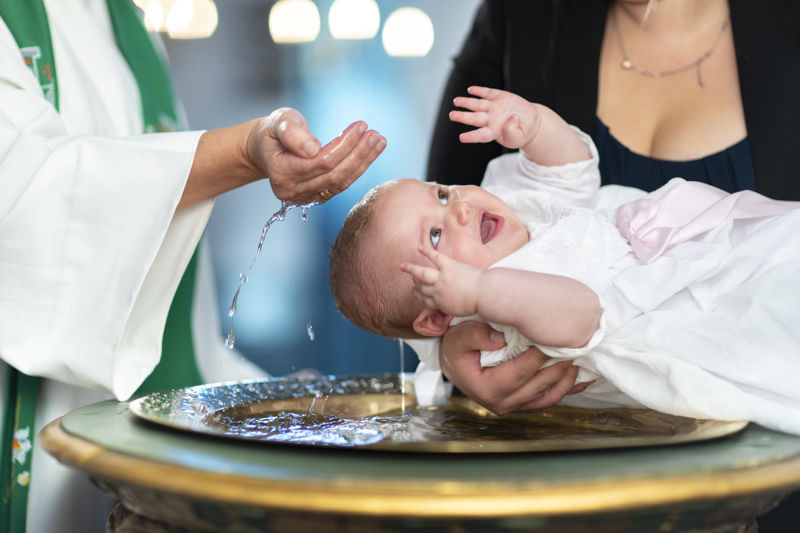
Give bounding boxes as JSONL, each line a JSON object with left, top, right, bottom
{"left": 370, "top": 179, "right": 529, "bottom": 272}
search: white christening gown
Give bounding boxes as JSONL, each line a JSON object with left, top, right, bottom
{"left": 409, "top": 130, "right": 800, "bottom": 436}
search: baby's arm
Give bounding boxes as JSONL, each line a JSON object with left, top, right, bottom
{"left": 450, "top": 86, "right": 591, "bottom": 166}
{"left": 401, "top": 247, "right": 601, "bottom": 349}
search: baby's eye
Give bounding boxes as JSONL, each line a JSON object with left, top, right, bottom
{"left": 437, "top": 188, "right": 449, "bottom": 205}
{"left": 430, "top": 228, "right": 441, "bottom": 248}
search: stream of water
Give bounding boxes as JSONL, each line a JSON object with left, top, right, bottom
{"left": 225, "top": 201, "right": 316, "bottom": 349}
{"left": 223, "top": 200, "right": 412, "bottom": 415}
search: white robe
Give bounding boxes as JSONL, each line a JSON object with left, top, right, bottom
{"left": 409, "top": 130, "right": 800, "bottom": 436}
{"left": 0, "top": 1, "right": 266, "bottom": 531}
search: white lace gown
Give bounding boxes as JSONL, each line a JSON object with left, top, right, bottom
{"left": 409, "top": 130, "right": 800, "bottom": 436}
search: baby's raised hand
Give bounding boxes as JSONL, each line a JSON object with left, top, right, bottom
{"left": 449, "top": 86, "right": 540, "bottom": 150}
{"left": 400, "top": 246, "right": 484, "bottom": 317}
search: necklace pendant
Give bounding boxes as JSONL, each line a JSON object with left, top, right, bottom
{"left": 621, "top": 59, "right": 632, "bottom": 70}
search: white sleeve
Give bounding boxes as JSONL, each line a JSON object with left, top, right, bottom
{"left": 405, "top": 337, "right": 451, "bottom": 407}
{"left": 0, "top": 24, "right": 211, "bottom": 399}
{"left": 481, "top": 126, "right": 601, "bottom": 207}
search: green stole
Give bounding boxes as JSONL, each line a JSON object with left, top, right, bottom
{"left": 0, "top": 1, "right": 203, "bottom": 530}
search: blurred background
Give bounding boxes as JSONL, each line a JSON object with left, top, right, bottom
{"left": 150, "top": 0, "right": 480, "bottom": 377}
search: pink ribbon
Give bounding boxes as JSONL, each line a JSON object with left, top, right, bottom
{"left": 615, "top": 180, "right": 798, "bottom": 264}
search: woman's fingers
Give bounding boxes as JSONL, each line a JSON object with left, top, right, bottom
{"left": 568, "top": 379, "right": 594, "bottom": 395}
{"left": 447, "top": 344, "right": 577, "bottom": 415}
{"left": 518, "top": 365, "right": 580, "bottom": 410}
{"left": 488, "top": 360, "right": 570, "bottom": 415}
{"left": 439, "top": 323, "right": 505, "bottom": 388}
{"left": 473, "top": 350, "right": 555, "bottom": 414}
{"left": 438, "top": 320, "right": 586, "bottom": 415}
{"left": 440, "top": 325, "right": 552, "bottom": 414}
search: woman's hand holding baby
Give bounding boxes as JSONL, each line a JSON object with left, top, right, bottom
{"left": 439, "top": 323, "right": 590, "bottom": 416}
{"left": 401, "top": 246, "right": 483, "bottom": 317}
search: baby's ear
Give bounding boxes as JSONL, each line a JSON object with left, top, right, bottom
{"left": 412, "top": 308, "right": 453, "bottom": 337}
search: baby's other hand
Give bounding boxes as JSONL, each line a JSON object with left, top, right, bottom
{"left": 449, "top": 86, "right": 540, "bottom": 150}
{"left": 400, "top": 246, "right": 483, "bottom": 317}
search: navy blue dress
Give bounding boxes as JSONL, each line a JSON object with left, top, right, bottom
{"left": 595, "top": 118, "right": 757, "bottom": 194}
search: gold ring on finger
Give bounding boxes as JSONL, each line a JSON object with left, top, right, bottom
{"left": 319, "top": 189, "right": 334, "bottom": 201}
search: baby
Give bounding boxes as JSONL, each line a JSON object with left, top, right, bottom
{"left": 329, "top": 87, "right": 800, "bottom": 435}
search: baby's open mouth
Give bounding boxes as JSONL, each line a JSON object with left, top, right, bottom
{"left": 481, "top": 212, "right": 502, "bottom": 244}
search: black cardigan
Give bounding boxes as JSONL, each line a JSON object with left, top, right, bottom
{"left": 427, "top": 0, "right": 800, "bottom": 200}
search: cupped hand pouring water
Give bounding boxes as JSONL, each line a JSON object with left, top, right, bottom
{"left": 178, "top": 107, "right": 386, "bottom": 209}
{"left": 250, "top": 108, "right": 386, "bottom": 205}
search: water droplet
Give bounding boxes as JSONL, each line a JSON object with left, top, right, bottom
{"left": 228, "top": 288, "right": 240, "bottom": 318}
{"left": 227, "top": 200, "right": 321, "bottom": 349}
{"left": 397, "top": 338, "right": 407, "bottom": 414}
{"left": 306, "top": 390, "right": 326, "bottom": 418}
{"left": 306, "top": 322, "right": 315, "bottom": 341}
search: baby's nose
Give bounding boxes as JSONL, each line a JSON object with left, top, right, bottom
{"left": 450, "top": 201, "right": 470, "bottom": 225}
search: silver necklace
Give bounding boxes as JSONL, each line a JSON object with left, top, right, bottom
{"left": 612, "top": 8, "right": 730, "bottom": 88}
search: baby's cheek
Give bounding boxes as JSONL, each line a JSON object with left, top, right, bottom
{"left": 442, "top": 241, "right": 474, "bottom": 266}
{"left": 463, "top": 248, "right": 496, "bottom": 271}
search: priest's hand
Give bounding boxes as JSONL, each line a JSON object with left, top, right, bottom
{"left": 179, "top": 108, "right": 385, "bottom": 209}
{"left": 249, "top": 108, "right": 386, "bottom": 205}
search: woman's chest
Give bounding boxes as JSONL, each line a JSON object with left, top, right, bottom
{"left": 595, "top": 15, "right": 747, "bottom": 161}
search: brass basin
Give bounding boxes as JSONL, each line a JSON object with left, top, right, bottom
{"left": 128, "top": 374, "right": 746, "bottom": 453}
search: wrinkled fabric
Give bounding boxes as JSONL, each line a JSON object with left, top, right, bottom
{"left": 0, "top": 2, "right": 266, "bottom": 532}
{"left": 616, "top": 179, "right": 798, "bottom": 264}
{"left": 409, "top": 131, "right": 800, "bottom": 435}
